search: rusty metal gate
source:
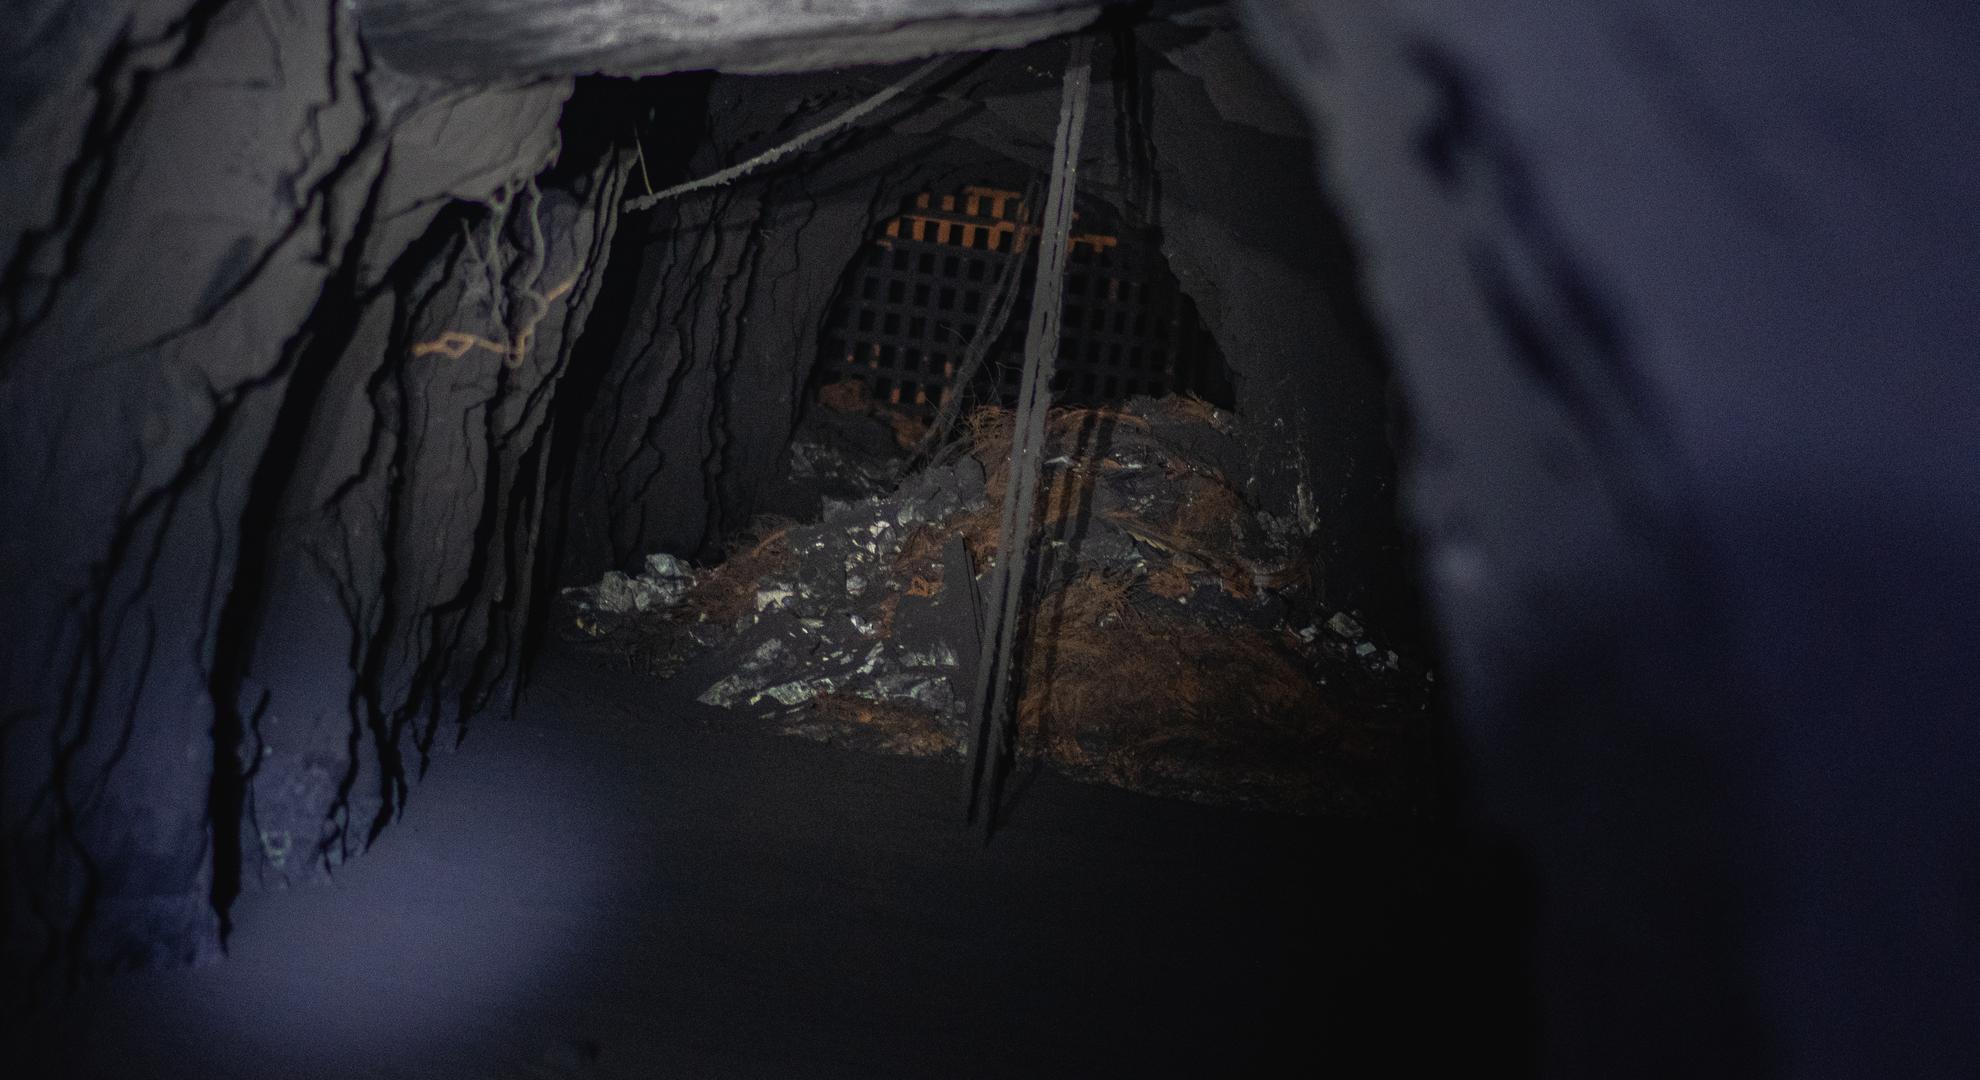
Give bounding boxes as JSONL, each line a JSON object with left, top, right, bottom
{"left": 819, "top": 186, "right": 1231, "bottom": 415}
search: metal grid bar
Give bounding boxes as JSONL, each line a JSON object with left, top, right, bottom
{"left": 822, "top": 184, "right": 1222, "bottom": 414}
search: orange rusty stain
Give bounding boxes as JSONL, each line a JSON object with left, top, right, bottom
{"left": 876, "top": 189, "right": 1118, "bottom": 260}
{"left": 907, "top": 575, "right": 943, "bottom": 598}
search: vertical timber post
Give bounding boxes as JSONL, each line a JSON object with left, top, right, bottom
{"left": 963, "top": 36, "right": 1094, "bottom": 839}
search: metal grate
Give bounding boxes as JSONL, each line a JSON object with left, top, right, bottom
{"left": 819, "top": 186, "right": 1230, "bottom": 415}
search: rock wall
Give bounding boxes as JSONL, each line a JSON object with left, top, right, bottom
{"left": 1239, "top": 0, "right": 1980, "bottom": 1072}
{"left": 0, "top": 0, "right": 612, "bottom": 998}
{"left": 359, "top": 0, "right": 1101, "bottom": 80}
{"left": 1133, "top": 10, "right": 1405, "bottom": 617}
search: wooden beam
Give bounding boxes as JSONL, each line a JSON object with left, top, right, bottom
{"left": 963, "top": 35, "right": 1093, "bottom": 839}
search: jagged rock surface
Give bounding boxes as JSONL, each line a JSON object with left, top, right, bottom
{"left": 0, "top": 0, "right": 608, "bottom": 997}
{"left": 1235, "top": 0, "right": 1980, "bottom": 1072}
{"left": 357, "top": 0, "right": 1101, "bottom": 80}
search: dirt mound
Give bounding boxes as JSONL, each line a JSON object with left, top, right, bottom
{"left": 564, "top": 394, "right": 1433, "bottom": 816}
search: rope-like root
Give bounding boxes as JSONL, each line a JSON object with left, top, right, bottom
{"left": 411, "top": 277, "right": 574, "bottom": 367}
{"left": 416, "top": 168, "right": 579, "bottom": 369}
{"left": 622, "top": 56, "right": 948, "bottom": 213}
{"left": 631, "top": 126, "right": 655, "bottom": 198}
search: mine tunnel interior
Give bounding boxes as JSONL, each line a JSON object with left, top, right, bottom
{"left": 4, "top": 6, "right": 1500, "bottom": 1077}
{"left": 10, "top": 0, "right": 1977, "bottom": 1075}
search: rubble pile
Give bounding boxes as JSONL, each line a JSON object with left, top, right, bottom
{"left": 563, "top": 394, "right": 1433, "bottom": 815}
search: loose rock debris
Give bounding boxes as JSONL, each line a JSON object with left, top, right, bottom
{"left": 564, "top": 395, "right": 1434, "bottom": 815}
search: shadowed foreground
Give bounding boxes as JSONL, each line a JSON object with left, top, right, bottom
{"left": 17, "top": 645, "right": 1495, "bottom": 1078}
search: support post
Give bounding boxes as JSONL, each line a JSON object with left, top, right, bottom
{"left": 963, "top": 36, "right": 1093, "bottom": 839}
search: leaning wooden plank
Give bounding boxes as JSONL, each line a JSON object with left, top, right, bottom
{"left": 963, "top": 35, "right": 1093, "bottom": 837}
